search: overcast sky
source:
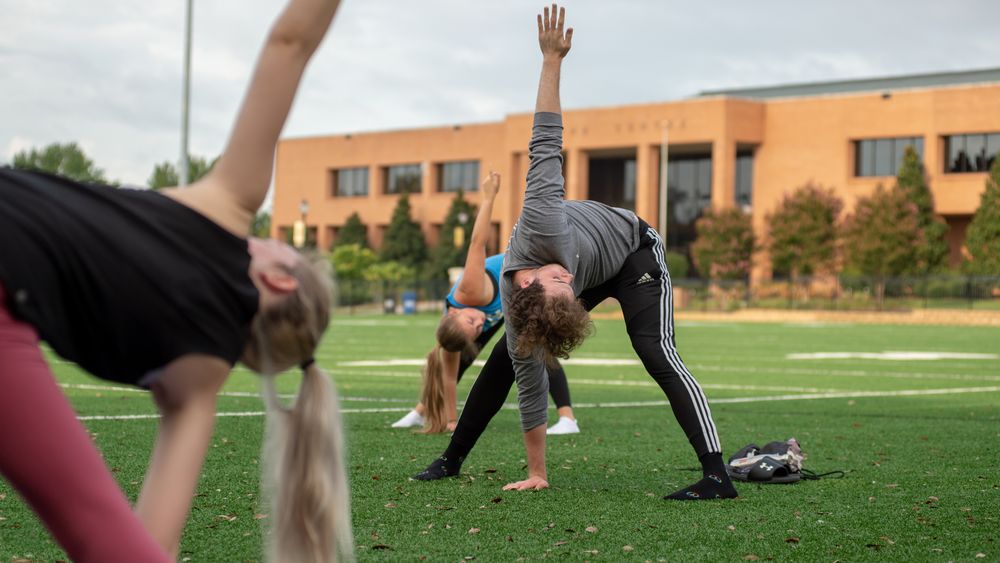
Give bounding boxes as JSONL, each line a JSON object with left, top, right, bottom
{"left": 3, "top": 0, "right": 999, "bottom": 187}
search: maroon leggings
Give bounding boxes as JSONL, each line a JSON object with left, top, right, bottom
{"left": 0, "top": 286, "right": 169, "bottom": 562}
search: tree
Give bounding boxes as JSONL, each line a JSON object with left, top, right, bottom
{"left": 334, "top": 212, "right": 369, "bottom": 248}
{"left": 842, "top": 184, "right": 922, "bottom": 306}
{"left": 379, "top": 193, "right": 428, "bottom": 271}
{"left": 426, "top": 189, "right": 478, "bottom": 282}
{"left": 12, "top": 142, "right": 110, "bottom": 184}
{"left": 896, "top": 146, "right": 949, "bottom": 272}
{"left": 963, "top": 154, "right": 1000, "bottom": 275}
{"left": 330, "top": 244, "right": 378, "bottom": 306}
{"left": 251, "top": 211, "right": 271, "bottom": 239}
{"left": 147, "top": 155, "right": 216, "bottom": 190}
{"left": 691, "top": 207, "right": 755, "bottom": 280}
{"left": 766, "top": 183, "right": 843, "bottom": 280}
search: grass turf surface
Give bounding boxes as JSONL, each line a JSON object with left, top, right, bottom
{"left": 1, "top": 315, "right": 998, "bottom": 561}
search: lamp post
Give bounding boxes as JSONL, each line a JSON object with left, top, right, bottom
{"left": 454, "top": 210, "right": 470, "bottom": 248}
{"left": 293, "top": 198, "right": 309, "bottom": 248}
{"left": 658, "top": 120, "right": 671, "bottom": 244}
{"left": 179, "top": 0, "right": 193, "bottom": 186}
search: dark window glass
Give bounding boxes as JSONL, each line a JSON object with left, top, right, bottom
{"left": 332, "top": 167, "right": 368, "bottom": 197}
{"left": 735, "top": 151, "right": 753, "bottom": 207}
{"left": 385, "top": 164, "right": 421, "bottom": 194}
{"left": 439, "top": 161, "right": 480, "bottom": 193}
{"left": 857, "top": 140, "right": 874, "bottom": 176}
{"left": 855, "top": 137, "right": 925, "bottom": 176}
{"left": 945, "top": 133, "right": 1000, "bottom": 173}
{"left": 948, "top": 135, "right": 967, "bottom": 172}
{"left": 988, "top": 134, "right": 1000, "bottom": 170}
{"left": 874, "top": 138, "right": 893, "bottom": 176}
{"left": 588, "top": 156, "right": 636, "bottom": 211}
{"left": 967, "top": 134, "right": 987, "bottom": 171}
{"left": 664, "top": 154, "right": 712, "bottom": 252}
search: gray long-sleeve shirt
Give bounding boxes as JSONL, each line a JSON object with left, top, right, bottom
{"left": 501, "top": 112, "right": 641, "bottom": 431}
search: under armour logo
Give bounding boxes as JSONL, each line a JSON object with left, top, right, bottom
{"left": 636, "top": 272, "right": 654, "bottom": 285}
{"left": 760, "top": 462, "right": 774, "bottom": 471}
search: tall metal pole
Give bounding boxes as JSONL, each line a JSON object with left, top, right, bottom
{"left": 658, "top": 122, "right": 670, "bottom": 243}
{"left": 179, "top": 0, "right": 193, "bottom": 186}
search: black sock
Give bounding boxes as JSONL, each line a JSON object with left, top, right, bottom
{"left": 411, "top": 450, "right": 465, "bottom": 481}
{"left": 664, "top": 452, "right": 738, "bottom": 500}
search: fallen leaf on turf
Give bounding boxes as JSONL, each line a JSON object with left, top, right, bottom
{"left": 554, "top": 541, "right": 568, "bottom": 547}
{"left": 371, "top": 474, "right": 380, "bottom": 480}
{"left": 585, "top": 526, "right": 598, "bottom": 533}
{"left": 885, "top": 483, "right": 898, "bottom": 488}
{"left": 976, "top": 553, "right": 986, "bottom": 558}
{"left": 485, "top": 468, "right": 497, "bottom": 473}
{"left": 490, "top": 496, "right": 503, "bottom": 503}
{"left": 623, "top": 545, "right": 633, "bottom": 552}
{"left": 254, "top": 514, "right": 268, "bottom": 520}
{"left": 727, "top": 525, "right": 736, "bottom": 531}
{"left": 785, "top": 537, "right": 800, "bottom": 543}
{"left": 743, "top": 555, "right": 759, "bottom": 561}
{"left": 469, "top": 528, "right": 480, "bottom": 534}
{"left": 879, "top": 536, "right": 895, "bottom": 545}
{"left": 216, "top": 514, "right": 237, "bottom": 522}
{"left": 385, "top": 502, "right": 397, "bottom": 508}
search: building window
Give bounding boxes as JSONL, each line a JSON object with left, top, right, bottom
{"left": 439, "top": 161, "right": 480, "bottom": 193}
{"left": 665, "top": 154, "right": 712, "bottom": 251}
{"left": 331, "top": 167, "right": 368, "bottom": 197}
{"left": 854, "top": 137, "right": 923, "bottom": 177}
{"left": 945, "top": 133, "right": 1000, "bottom": 173}
{"left": 588, "top": 156, "right": 636, "bottom": 211}
{"left": 384, "top": 164, "right": 422, "bottom": 195}
{"left": 734, "top": 151, "right": 753, "bottom": 208}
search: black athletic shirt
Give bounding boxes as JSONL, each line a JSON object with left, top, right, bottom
{"left": 0, "top": 168, "right": 260, "bottom": 386}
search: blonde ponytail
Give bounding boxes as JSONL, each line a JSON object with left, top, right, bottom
{"left": 418, "top": 346, "right": 449, "bottom": 434}
{"left": 262, "top": 365, "right": 353, "bottom": 562}
{"left": 247, "top": 252, "right": 351, "bottom": 561}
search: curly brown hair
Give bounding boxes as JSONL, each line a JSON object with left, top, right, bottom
{"left": 507, "top": 280, "right": 593, "bottom": 365}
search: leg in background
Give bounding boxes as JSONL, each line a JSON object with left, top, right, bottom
{"left": 412, "top": 337, "right": 516, "bottom": 480}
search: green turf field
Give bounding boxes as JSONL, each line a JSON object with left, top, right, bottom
{"left": 1, "top": 314, "right": 998, "bottom": 561}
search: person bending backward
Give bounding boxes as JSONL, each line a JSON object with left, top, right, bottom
{"left": 0, "top": 0, "right": 352, "bottom": 561}
{"left": 391, "top": 172, "right": 579, "bottom": 435}
{"left": 414, "top": 4, "right": 738, "bottom": 501}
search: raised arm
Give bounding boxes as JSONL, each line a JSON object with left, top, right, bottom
{"left": 204, "top": 0, "right": 342, "bottom": 218}
{"left": 535, "top": 4, "right": 572, "bottom": 114}
{"left": 453, "top": 171, "right": 500, "bottom": 306}
{"left": 520, "top": 4, "right": 573, "bottom": 236}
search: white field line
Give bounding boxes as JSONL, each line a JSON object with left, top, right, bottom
{"left": 75, "top": 386, "right": 1000, "bottom": 421}
{"left": 687, "top": 363, "right": 1000, "bottom": 383}
{"left": 787, "top": 351, "right": 999, "bottom": 361}
{"left": 59, "top": 383, "right": 413, "bottom": 403}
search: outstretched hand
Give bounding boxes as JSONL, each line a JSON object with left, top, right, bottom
{"left": 537, "top": 4, "right": 572, "bottom": 59}
{"left": 481, "top": 170, "right": 501, "bottom": 202}
{"left": 502, "top": 476, "right": 550, "bottom": 491}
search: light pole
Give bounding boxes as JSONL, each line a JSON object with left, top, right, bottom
{"left": 658, "top": 120, "right": 671, "bottom": 244}
{"left": 179, "top": 0, "right": 193, "bottom": 186}
{"left": 454, "top": 211, "right": 470, "bottom": 248}
{"left": 293, "top": 198, "right": 309, "bottom": 248}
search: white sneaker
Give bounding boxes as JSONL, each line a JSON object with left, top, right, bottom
{"left": 546, "top": 416, "right": 580, "bottom": 435}
{"left": 391, "top": 410, "right": 425, "bottom": 428}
